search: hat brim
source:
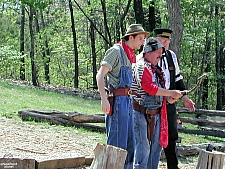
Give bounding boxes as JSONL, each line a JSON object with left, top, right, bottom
{"left": 157, "top": 35, "right": 171, "bottom": 39}
{"left": 122, "top": 31, "right": 150, "bottom": 39}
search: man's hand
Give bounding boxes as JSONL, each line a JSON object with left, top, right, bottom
{"left": 167, "top": 96, "right": 178, "bottom": 104}
{"left": 170, "top": 90, "right": 183, "bottom": 100}
{"left": 166, "top": 90, "right": 182, "bottom": 104}
{"left": 182, "top": 95, "right": 195, "bottom": 112}
{"left": 101, "top": 98, "right": 110, "bottom": 114}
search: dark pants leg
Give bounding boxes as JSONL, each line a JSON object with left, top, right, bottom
{"left": 164, "top": 104, "right": 179, "bottom": 169}
{"left": 164, "top": 139, "right": 178, "bottom": 169}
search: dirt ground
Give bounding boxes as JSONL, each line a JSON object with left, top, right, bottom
{"left": 0, "top": 116, "right": 96, "bottom": 161}
{"left": 0, "top": 115, "right": 200, "bottom": 169}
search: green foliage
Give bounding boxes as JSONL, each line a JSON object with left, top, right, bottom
{"left": 21, "top": 0, "right": 52, "bottom": 9}
{"left": 0, "top": 0, "right": 224, "bottom": 109}
{"left": 0, "top": 46, "right": 24, "bottom": 79}
{"left": 175, "top": 0, "right": 225, "bottom": 109}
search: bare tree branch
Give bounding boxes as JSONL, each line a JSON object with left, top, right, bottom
{"left": 73, "top": 0, "right": 110, "bottom": 45}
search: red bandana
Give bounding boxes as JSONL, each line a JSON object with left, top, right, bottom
{"left": 145, "top": 60, "right": 168, "bottom": 148}
{"left": 118, "top": 42, "right": 136, "bottom": 63}
{"left": 159, "top": 98, "right": 168, "bottom": 148}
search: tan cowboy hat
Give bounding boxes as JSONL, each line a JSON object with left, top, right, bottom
{"left": 122, "top": 24, "right": 150, "bottom": 39}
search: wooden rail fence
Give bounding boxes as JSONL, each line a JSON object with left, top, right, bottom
{"left": 18, "top": 107, "right": 225, "bottom": 138}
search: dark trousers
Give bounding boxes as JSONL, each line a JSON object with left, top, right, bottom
{"left": 163, "top": 104, "right": 179, "bottom": 169}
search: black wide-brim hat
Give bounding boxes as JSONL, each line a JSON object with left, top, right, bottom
{"left": 154, "top": 28, "right": 173, "bottom": 39}
{"left": 122, "top": 24, "right": 150, "bottom": 39}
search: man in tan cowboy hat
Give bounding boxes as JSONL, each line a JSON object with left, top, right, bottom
{"left": 96, "top": 24, "right": 149, "bottom": 169}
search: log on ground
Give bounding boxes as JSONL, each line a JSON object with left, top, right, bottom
{"left": 18, "top": 110, "right": 105, "bottom": 133}
{"left": 18, "top": 109, "right": 105, "bottom": 123}
{"left": 178, "top": 128, "right": 225, "bottom": 138}
{"left": 181, "top": 117, "right": 225, "bottom": 127}
{"left": 177, "top": 107, "right": 225, "bottom": 117}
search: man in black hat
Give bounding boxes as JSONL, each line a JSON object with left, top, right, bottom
{"left": 96, "top": 24, "right": 149, "bottom": 169}
{"left": 154, "top": 28, "right": 195, "bottom": 169}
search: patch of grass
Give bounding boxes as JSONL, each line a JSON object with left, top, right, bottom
{"left": 0, "top": 111, "right": 14, "bottom": 118}
{"left": 0, "top": 79, "right": 223, "bottom": 147}
{"left": 179, "top": 132, "right": 224, "bottom": 145}
{"left": 179, "top": 113, "right": 196, "bottom": 118}
{"left": 0, "top": 80, "right": 102, "bottom": 119}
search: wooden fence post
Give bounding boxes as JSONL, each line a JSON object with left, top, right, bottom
{"left": 90, "top": 143, "right": 127, "bottom": 169}
{"left": 196, "top": 149, "right": 225, "bottom": 169}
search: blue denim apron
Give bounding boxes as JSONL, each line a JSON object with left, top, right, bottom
{"left": 145, "top": 95, "right": 163, "bottom": 169}
{"left": 133, "top": 75, "right": 163, "bottom": 169}
{"left": 106, "top": 46, "right": 135, "bottom": 169}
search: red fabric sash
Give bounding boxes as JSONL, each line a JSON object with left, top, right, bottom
{"left": 118, "top": 42, "right": 136, "bottom": 63}
{"left": 160, "top": 98, "right": 168, "bottom": 148}
{"left": 141, "top": 55, "right": 169, "bottom": 148}
{"left": 150, "top": 64, "right": 168, "bottom": 148}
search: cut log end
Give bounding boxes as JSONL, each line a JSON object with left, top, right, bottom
{"left": 90, "top": 143, "right": 127, "bottom": 169}
{"left": 196, "top": 149, "right": 225, "bottom": 169}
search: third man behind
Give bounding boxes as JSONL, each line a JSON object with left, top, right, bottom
{"left": 154, "top": 28, "right": 195, "bottom": 169}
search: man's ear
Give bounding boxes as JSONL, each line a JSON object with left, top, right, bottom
{"left": 129, "top": 35, "right": 134, "bottom": 40}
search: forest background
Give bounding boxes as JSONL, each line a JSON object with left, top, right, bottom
{"left": 0, "top": 0, "right": 224, "bottom": 110}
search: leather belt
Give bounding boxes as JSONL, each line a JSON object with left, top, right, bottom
{"left": 132, "top": 101, "right": 161, "bottom": 141}
{"left": 146, "top": 108, "right": 161, "bottom": 117}
{"left": 132, "top": 101, "right": 146, "bottom": 114}
{"left": 105, "top": 87, "right": 141, "bottom": 97}
{"left": 132, "top": 101, "right": 160, "bottom": 116}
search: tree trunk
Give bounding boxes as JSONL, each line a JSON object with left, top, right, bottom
{"left": 166, "top": 0, "right": 183, "bottom": 59}
{"left": 101, "top": 0, "right": 112, "bottom": 47}
{"left": 215, "top": 6, "right": 223, "bottom": 110}
{"left": 133, "top": 0, "right": 145, "bottom": 53}
{"left": 40, "top": 9, "right": 51, "bottom": 84}
{"left": 120, "top": 0, "right": 132, "bottom": 36}
{"left": 198, "top": 6, "right": 213, "bottom": 109}
{"left": 91, "top": 24, "right": 97, "bottom": 89}
{"left": 20, "top": 5, "right": 25, "bottom": 80}
{"left": 115, "top": 4, "right": 120, "bottom": 42}
{"left": 69, "top": 0, "right": 79, "bottom": 88}
{"left": 201, "top": 27, "right": 211, "bottom": 109}
{"left": 33, "top": 8, "right": 50, "bottom": 84}
{"left": 133, "top": 0, "right": 144, "bottom": 26}
{"left": 202, "top": 15, "right": 212, "bottom": 109}
{"left": 202, "top": 65, "right": 210, "bottom": 109}
{"left": 220, "top": 8, "right": 225, "bottom": 110}
{"left": 148, "top": 1, "right": 155, "bottom": 32}
{"left": 29, "top": 5, "right": 38, "bottom": 86}
{"left": 88, "top": 1, "right": 97, "bottom": 89}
